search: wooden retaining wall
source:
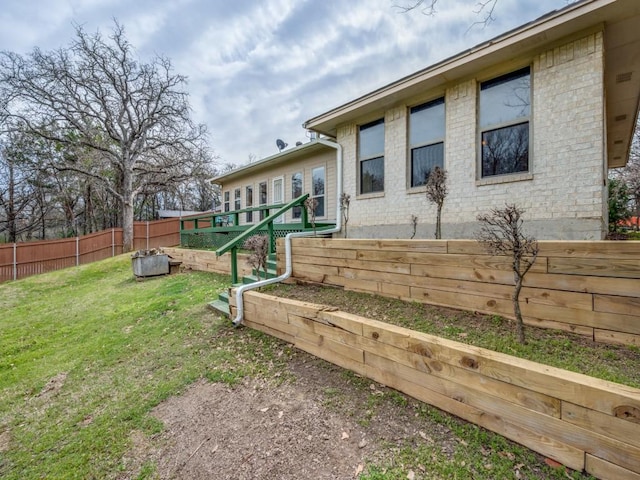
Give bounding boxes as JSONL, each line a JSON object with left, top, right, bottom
{"left": 278, "top": 238, "right": 640, "bottom": 347}
{"left": 163, "top": 247, "right": 251, "bottom": 277}
{"left": 230, "top": 290, "right": 640, "bottom": 480}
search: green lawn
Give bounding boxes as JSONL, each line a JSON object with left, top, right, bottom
{"left": 0, "top": 254, "right": 626, "bottom": 479}
{"left": 0, "top": 255, "right": 286, "bottom": 479}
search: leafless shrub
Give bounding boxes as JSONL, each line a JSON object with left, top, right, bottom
{"left": 425, "top": 167, "right": 447, "bottom": 239}
{"left": 243, "top": 234, "right": 269, "bottom": 280}
{"left": 304, "top": 197, "right": 318, "bottom": 235}
{"left": 476, "top": 204, "right": 538, "bottom": 344}
{"left": 410, "top": 214, "right": 418, "bottom": 239}
{"left": 340, "top": 193, "right": 351, "bottom": 238}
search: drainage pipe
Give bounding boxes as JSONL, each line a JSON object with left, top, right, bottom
{"left": 231, "top": 138, "right": 343, "bottom": 326}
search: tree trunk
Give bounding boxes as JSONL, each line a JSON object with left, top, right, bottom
{"left": 121, "top": 169, "right": 135, "bottom": 252}
{"left": 512, "top": 275, "right": 525, "bottom": 344}
{"left": 435, "top": 203, "right": 442, "bottom": 239}
{"left": 7, "top": 161, "right": 17, "bottom": 243}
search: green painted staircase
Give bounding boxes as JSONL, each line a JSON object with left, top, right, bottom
{"left": 207, "top": 254, "right": 278, "bottom": 317}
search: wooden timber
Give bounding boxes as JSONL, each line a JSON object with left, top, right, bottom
{"left": 230, "top": 290, "right": 640, "bottom": 480}
{"left": 278, "top": 238, "right": 640, "bottom": 346}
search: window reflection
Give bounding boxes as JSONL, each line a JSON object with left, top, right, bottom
{"left": 480, "top": 67, "right": 530, "bottom": 178}
{"left": 359, "top": 119, "right": 385, "bottom": 194}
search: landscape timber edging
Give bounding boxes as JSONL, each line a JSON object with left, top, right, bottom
{"left": 230, "top": 289, "right": 640, "bottom": 480}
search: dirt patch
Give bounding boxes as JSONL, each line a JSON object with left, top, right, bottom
{"left": 36, "top": 372, "right": 68, "bottom": 398}
{"left": 132, "top": 354, "right": 455, "bottom": 480}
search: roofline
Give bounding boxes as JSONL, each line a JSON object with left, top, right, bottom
{"left": 303, "top": 0, "right": 612, "bottom": 134}
{"left": 210, "top": 139, "right": 335, "bottom": 184}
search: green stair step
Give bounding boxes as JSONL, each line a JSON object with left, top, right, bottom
{"left": 207, "top": 299, "right": 230, "bottom": 316}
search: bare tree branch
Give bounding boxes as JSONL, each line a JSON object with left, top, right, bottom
{"left": 0, "top": 21, "right": 214, "bottom": 250}
{"left": 476, "top": 204, "right": 538, "bottom": 343}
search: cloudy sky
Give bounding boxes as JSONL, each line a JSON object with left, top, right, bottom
{"left": 0, "top": 0, "right": 571, "bottom": 167}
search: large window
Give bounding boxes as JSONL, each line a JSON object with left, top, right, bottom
{"left": 259, "top": 181, "right": 267, "bottom": 220}
{"left": 312, "top": 166, "right": 325, "bottom": 217}
{"left": 409, "top": 98, "right": 445, "bottom": 187}
{"left": 245, "top": 185, "right": 253, "bottom": 223}
{"left": 359, "top": 119, "right": 384, "bottom": 194}
{"left": 291, "top": 172, "right": 303, "bottom": 220}
{"left": 479, "top": 67, "right": 530, "bottom": 178}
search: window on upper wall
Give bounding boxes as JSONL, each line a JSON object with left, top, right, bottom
{"left": 259, "top": 181, "right": 267, "bottom": 220}
{"left": 312, "top": 166, "right": 325, "bottom": 217}
{"left": 223, "top": 191, "right": 230, "bottom": 212}
{"left": 291, "top": 172, "right": 303, "bottom": 220}
{"left": 358, "top": 119, "right": 384, "bottom": 194}
{"left": 245, "top": 186, "right": 253, "bottom": 223}
{"left": 409, "top": 97, "right": 445, "bottom": 188}
{"left": 479, "top": 67, "right": 530, "bottom": 178}
{"left": 234, "top": 188, "right": 241, "bottom": 212}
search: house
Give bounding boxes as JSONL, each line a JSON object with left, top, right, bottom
{"left": 210, "top": 140, "right": 339, "bottom": 226}
{"left": 300, "top": 0, "right": 640, "bottom": 240}
{"left": 212, "top": 0, "right": 640, "bottom": 241}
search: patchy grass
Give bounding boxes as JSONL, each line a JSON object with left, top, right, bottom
{"left": 0, "top": 255, "right": 291, "bottom": 479}
{"left": 0, "top": 257, "right": 622, "bottom": 479}
{"left": 267, "top": 283, "right": 640, "bottom": 389}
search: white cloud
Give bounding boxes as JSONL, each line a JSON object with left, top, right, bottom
{"left": 1, "top": 0, "right": 569, "bottom": 164}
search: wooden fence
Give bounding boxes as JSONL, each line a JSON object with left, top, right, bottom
{"left": 231, "top": 290, "right": 640, "bottom": 480}
{"left": 0, "top": 218, "right": 180, "bottom": 283}
{"left": 278, "top": 238, "right": 640, "bottom": 347}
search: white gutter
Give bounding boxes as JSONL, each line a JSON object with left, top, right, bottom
{"left": 231, "top": 138, "right": 343, "bottom": 326}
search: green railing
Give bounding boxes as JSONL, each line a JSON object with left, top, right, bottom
{"left": 180, "top": 203, "right": 300, "bottom": 250}
{"left": 214, "top": 194, "right": 332, "bottom": 284}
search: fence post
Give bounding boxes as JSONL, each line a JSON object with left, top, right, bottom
{"left": 146, "top": 221, "right": 149, "bottom": 250}
{"left": 76, "top": 237, "right": 80, "bottom": 266}
{"left": 13, "top": 243, "right": 17, "bottom": 281}
{"left": 112, "top": 228, "right": 115, "bottom": 257}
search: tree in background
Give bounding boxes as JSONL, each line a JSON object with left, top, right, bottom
{"left": 476, "top": 204, "right": 538, "bottom": 344}
{"left": 0, "top": 22, "right": 213, "bottom": 251}
{"left": 425, "top": 166, "right": 447, "bottom": 239}
{"left": 607, "top": 177, "right": 631, "bottom": 233}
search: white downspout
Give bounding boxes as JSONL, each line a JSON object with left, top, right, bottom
{"left": 231, "top": 138, "right": 343, "bottom": 326}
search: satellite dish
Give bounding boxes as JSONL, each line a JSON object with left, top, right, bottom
{"left": 276, "top": 139, "right": 288, "bottom": 151}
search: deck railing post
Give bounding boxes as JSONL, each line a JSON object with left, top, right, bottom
{"left": 268, "top": 221, "right": 275, "bottom": 254}
{"left": 230, "top": 246, "right": 238, "bottom": 284}
{"left": 13, "top": 243, "right": 17, "bottom": 281}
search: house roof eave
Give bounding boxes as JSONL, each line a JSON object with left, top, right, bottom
{"left": 210, "top": 139, "right": 335, "bottom": 185}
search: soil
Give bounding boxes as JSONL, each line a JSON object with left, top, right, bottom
{"left": 122, "top": 283, "right": 637, "bottom": 479}
{"left": 133, "top": 354, "right": 454, "bottom": 480}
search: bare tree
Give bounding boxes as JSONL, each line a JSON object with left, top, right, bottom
{"left": 476, "top": 204, "right": 538, "bottom": 344}
{"left": 304, "top": 197, "right": 318, "bottom": 235}
{"left": 0, "top": 21, "right": 212, "bottom": 251}
{"left": 425, "top": 166, "right": 447, "bottom": 239}
{"left": 394, "top": 0, "right": 499, "bottom": 25}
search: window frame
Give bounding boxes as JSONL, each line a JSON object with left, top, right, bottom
{"left": 358, "top": 118, "right": 385, "bottom": 196}
{"left": 478, "top": 66, "right": 532, "bottom": 180}
{"left": 223, "top": 191, "right": 230, "bottom": 213}
{"left": 258, "top": 181, "right": 267, "bottom": 221}
{"left": 234, "top": 187, "right": 241, "bottom": 212}
{"left": 245, "top": 185, "right": 253, "bottom": 223}
{"left": 311, "top": 165, "right": 326, "bottom": 219}
{"left": 291, "top": 172, "right": 303, "bottom": 221}
{"left": 408, "top": 97, "right": 445, "bottom": 189}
